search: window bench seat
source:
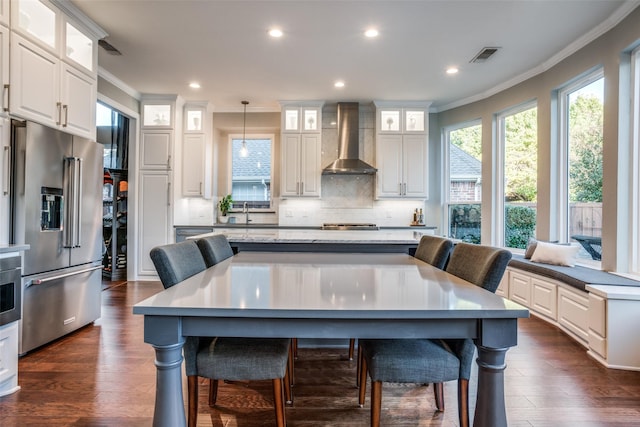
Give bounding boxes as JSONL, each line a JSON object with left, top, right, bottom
{"left": 499, "top": 255, "right": 640, "bottom": 371}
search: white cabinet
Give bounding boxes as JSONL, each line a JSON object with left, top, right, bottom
{"left": 280, "top": 101, "right": 323, "bottom": 198}
{"left": 0, "top": 0, "right": 9, "bottom": 27}
{"left": 8, "top": 0, "right": 104, "bottom": 139}
{"left": 137, "top": 171, "right": 173, "bottom": 276}
{"left": 508, "top": 268, "right": 558, "bottom": 322}
{"left": 0, "top": 25, "right": 8, "bottom": 115}
{"left": 0, "top": 321, "right": 19, "bottom": 397}
{"left": 374, "top": 101, "right": 430, "bottom": 199}
{"left": 557, "top": 286, "right": 589, "bottom": 345}
{"left": 0, "top": 117, "right": 9, "bottom": 244}
{"left": 181, "top": 102, "right": 212, "bottom": 198}
{"left": 281, "top": 133, "right": 321, "bottom": 197}
{"left": 138, "top": 96, "right": 182, "bottom": 278}
{"left": 140, "top": 131, "right": 172, "bottom": 170}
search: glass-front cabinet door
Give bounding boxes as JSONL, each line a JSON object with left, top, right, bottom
{"left": 64, "top": 20, "right": 93, "bottom": 72}
{"left": 404, "top": 110, "right": 425, "bottom": 132}
{"left": 282, "top": 104, "right": 322, "bottom": 133}
{"left": 143, "top": 103, "right": 172, "bottom": 127}
{"left": 185, "top": 108, "right": 203, "bottom": 132}
{"left": 15, "top": 0, "right": 58, "bottom": 50}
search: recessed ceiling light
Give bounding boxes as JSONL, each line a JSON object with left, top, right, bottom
{"left": 364, "top": 28, "right": 379, "bottom": 38}
{"left": 446, "top": 67, "right": 459, "bottom": 75}
{"left": 189, "top": 82, "right": 201, "bottom": 89}
{"left": 268, "top": 28, "right": 283, "bottom": 38}
{"left": 334, "top": 81, "right": 345, "bottom": 88}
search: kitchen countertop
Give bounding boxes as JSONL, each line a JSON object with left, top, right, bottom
{"left": 0, "top": 244, "right": 30, "bottom": 254}
{"left": 175, "top": 224, "right": 438, "bottom": 231}
{"left": 191, "top": 228, "right": 428, "bottom": 244}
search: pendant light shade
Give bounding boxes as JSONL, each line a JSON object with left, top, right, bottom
{"left": 239, "top": 100, "right": 249, "bottom": 158}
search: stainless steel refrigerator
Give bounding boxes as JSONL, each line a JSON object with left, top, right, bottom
{"left": 10, "top": 120, "right": 102, "bottom": 354}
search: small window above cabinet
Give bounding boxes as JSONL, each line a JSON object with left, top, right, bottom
{"left": 64, "top": 20, "right": 93, "bottom": 73}
{"left": 282, "top": 102, "right": 322, "bottom": 133}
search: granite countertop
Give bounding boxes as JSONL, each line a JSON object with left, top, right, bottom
{"left": 175, "top": 224, "right": 437, "bottom": 230}
{"left": 191, "top": 228, "right": 429, "bottom": 244}
{"left": 0, "top": 244, "right": 30, "bottom": 254}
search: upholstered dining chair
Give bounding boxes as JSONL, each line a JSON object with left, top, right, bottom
{"left": 195, "top": 234, "right": 234, "bottom": 267}
{"left": 413, "top": 234, "right": 454, "bottom": 269}
{"left": 357, "top": 242, "right": 512, "bottom": 427}
{"left": 150, "top": 240, "right": 292, "bottom": 427}
{"left": 355, "top": 235, "right": 454, "bottom": 387}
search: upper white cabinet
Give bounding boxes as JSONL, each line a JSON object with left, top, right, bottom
{"left": 374, "top": 101, "right": 431, "bottom": 199}
{"left": 8, "top": 0, "right": 105, "bottom": 139}
{"left": 181, "top": 101, "right": 212, "bottom": 198}
{"left": 280, "top": 101, "right": 323, "bottom": 197}
{"left": 0, "top": 0, "right": 9, "bottom": 26}
{"left": 281, "top": 133, "right": 321, "bottom": 197}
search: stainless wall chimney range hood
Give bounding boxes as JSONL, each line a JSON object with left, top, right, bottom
{"left": 322, "top": 102, "right": 377, "bottom": 175}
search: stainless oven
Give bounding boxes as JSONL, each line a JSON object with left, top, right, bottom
{"left": 0, "top": 255, "right": 21, "bottom": 326}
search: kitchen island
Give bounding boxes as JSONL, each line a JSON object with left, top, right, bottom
{"left": 190, "top": 227, "right": 436, "bottom": 254}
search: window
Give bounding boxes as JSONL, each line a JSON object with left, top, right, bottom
{"left": 632, "top": 47, "right": 640, "bottom": 273}
{"left": 444, "top": 122, "right": 482, "bottom": 243}
{"left": 230, "top": 135, "right": 273, "bottom": 209}
{"left": 497, "top": 103, "right": 538, "bottom": 249}
{"left": 558, "top": 72, "right": 604, "bottom": 262}
{"left": 96, "top": 102, "right": 129, "bottom": 170}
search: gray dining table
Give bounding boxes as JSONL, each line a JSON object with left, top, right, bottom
{"left": 134, "top": 251, "right": 529, "bottom": 427}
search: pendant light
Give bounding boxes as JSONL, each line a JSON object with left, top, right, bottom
{"left": 239, "top": 100, "right": 249, "bottom": 158}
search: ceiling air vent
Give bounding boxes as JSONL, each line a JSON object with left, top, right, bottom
{"left": 99, "top": 39, "right": 122, "bottom": 55}
{"left": 470, "top": 47, "right": 499, "bottom": 63}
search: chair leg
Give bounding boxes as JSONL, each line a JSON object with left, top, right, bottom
{"left": 208, "top": 379, "right": 219, "bottom": 407}
{"left": 187, "top": 375, "right": 198, "bottom": 427}
{"left": 284, "top": 356, "right": 293, "bottom": 405}
{"left": 289, "top": 342, "right": 295, "bottom": 386}
{"left": 358, "top": 355, "right": 368, "bottom": 407}
{"left": 458, "top": 378, "right": 470, "bottom": 427}
{"left": 272, "top": 378, "right": 286, "bottom": 427}
{"left": 433, "top": 382, "right": 445, "bottom": 411}
{"left": 292, "top": 338, "right": 298, "bottom": 359}
{"left": 348, "top": 338, "right": 356, "bottom": 360}
{"left": 356, "top": 344, "right": 362, "bottom": 387}
{"left": 370, "top": 380, "right": 382, "bottom": 427}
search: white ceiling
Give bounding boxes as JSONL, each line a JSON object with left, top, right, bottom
{"left": 71, "top": 0, "right": 638, "bottom": 112}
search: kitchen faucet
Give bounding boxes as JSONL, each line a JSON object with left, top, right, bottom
{"left": 243, "top": 202, "right": 252, "bottom": 224}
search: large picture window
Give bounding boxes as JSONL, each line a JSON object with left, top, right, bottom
{"left": 497, "top": 103, "right": 538, "bottom": 249}
{"left": 230, "top": 135, "right": 273, "bottom": 209}
{"left": 444, "top": 122, "right": 482, "bottom": 243}
{"left": 558, "top": 72, "right": 604, "bottom": 263}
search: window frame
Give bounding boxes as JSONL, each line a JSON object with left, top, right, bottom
{"left": 227, "top": 133, "right": 275, "bottom": 210}
{"left": 556, "top": 69, "right": 604, "bottom": 246}
{"left": 495, "top": 100, "right": 538, "bottom": 248}
{"left": 442, "top": 120, "right": 482, "bottom": 243}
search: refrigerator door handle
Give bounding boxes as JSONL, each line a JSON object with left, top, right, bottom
{"left": 27, "top": 265, "right": 102, "bottom": 287}
{"left": 63, "top": 157, "right": 81, "bottom": 248}
{"left": 2, "top": 145, "right": 9, "bottom": 195}
{"left": 75, "top": 157, "right": 83, "bottom": 247}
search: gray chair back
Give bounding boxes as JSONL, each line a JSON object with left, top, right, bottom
{"left": 196, "top": 235, "right": 234, "bottom": 267}
{"left": 445, "top": 242, "right": 512, "bottom": 293}
{"left": 414, "top": 235, "right": 453, "bottom": 269}
{"left": 150, "top": 240, "right": 207, "bottom": 289}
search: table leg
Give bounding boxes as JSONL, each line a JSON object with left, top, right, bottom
{"left": 473, "top": 345, "right": 508, "bottom": 427}
{"left": 152, "top": 341, "right": 186, "bottom": 427}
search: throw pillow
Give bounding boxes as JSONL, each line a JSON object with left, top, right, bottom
{"left": 530, "top": 241, "right": 580, "bottom": 267}
{"left": 524, "top": 238, "right": 560, "bottom": 259}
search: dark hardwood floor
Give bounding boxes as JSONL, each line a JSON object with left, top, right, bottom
{"left": 2, "top": 280, "right": 640, "bottom": 426}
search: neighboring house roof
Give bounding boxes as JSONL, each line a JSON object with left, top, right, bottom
{"left": 450, "top": 144, "right": 481, "bottom": 180}
{"left": 232, "top": 139, "right": 271, "bottom": 180}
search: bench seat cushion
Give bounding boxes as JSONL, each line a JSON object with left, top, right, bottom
{"left": 509, "top": 254, "right": 640, "bottom": 292}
